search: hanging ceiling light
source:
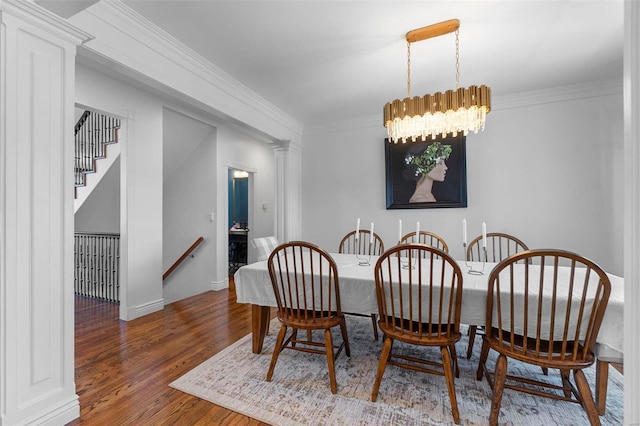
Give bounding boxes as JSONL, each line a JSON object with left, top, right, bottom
{"left": 384, "top": 19, "right": 491, "bottom": 143}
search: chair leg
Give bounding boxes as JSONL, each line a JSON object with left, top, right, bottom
{"left": 266, "top": 324, "right": 288, "bottom": 382}
{"left": 561, "top": 368, "right": 572, "bottom": 398}
{"left": 574, "top": 369, "right": 602, "bottom": 426}
{"left": 476, "top": 338, "right": 490, "bottom": 381}
{"left": 596, "top": 359, "right": 609, "bottom": 415}
{"left": 441, "top": 346, "right": 461, "bottom": 424}
{"left": 489, "top": 354, "right": 508, "bottom": 426}
{"left": 324, "top": 328, "right": 338, "bottom": 394}
{"left": 339, "top": 316, "right": 351, "bottom": 357}
{"left": 466, "top": 325, "right": 477, "bottom": 359}
{"left": 449, "top": 343, "right": 460, "bottom": 378}
{"left": 371, "top": 336, "right": 393, "bottom": 402}
{"left": 370, "top": 314, "right": 379, "bottom": 341}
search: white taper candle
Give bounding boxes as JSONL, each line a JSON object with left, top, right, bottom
{"left": 370, "top": 222, "right": 374, "bottom": 245}
{"left": 463, "top": 219, "right": 467, "bottom": 245}
{"left": 482, "top": 222, "right": 487, "bottom": 248}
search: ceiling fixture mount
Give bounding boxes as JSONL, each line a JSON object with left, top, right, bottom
{"left": 384, "top": 19, "right": 491, "bottom": 143}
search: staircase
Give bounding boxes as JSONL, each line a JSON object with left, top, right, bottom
{"left": 74, "top": 111, "right": 121, "bottom": 212}
{"left": 74, "top": 110, "right": 122, "bottom": 302}
{"left": 74, "top": 110, "right": 120, "bottom": 198}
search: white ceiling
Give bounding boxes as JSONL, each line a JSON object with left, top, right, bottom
{"left": 42, "top": 1, "right": 625, "bottom": 130}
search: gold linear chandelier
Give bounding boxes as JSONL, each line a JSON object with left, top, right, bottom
{"left": 384, "top": 19, "right": 491, "bottom": 143}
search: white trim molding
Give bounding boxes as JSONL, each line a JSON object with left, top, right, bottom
{"left": 623, "top": 1, "right": 640, "bottom": 424}
{"left": 131, "top": 299, "right": 165, "bottom": 319}
{"left": 0, "top": 1, "right": 90, "bottom": 424}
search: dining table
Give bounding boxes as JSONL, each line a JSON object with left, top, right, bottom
{"left": 234, "top": 252, "right": 624, "bottom": 414}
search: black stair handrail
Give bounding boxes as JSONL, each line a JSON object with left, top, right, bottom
{"left": 74, "top": 110, "right": 92, "bottom": 134}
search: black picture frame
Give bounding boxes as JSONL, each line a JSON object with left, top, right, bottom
{"left": 385, "top": 134, "right": 467, "bottom": 209}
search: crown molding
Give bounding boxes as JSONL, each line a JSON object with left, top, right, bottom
{"left": 77, "top": 0, "right": 303, "bottom": 138}
{"left": 304, "top": 79, "right": 623, "bottom": 137}
{"left": 1, "top": 0, "right": 92, "bottom": 45}
{"left": 493, "top": 79, "right": 622, "bottom": 111}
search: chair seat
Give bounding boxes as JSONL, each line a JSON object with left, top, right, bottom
{"left": 380, "top": 317, "right": 461, "bottom": 345}
{"left": 278, "top": 311, "right": 344, "bottom": 329}
{"left": 485, "top": 332, "right": 596, "bottom": 370}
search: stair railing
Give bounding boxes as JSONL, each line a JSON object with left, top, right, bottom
{"left": 74, "top": 232, "right": 120, "bottom": 302}
{"left": 163, "top": 237, "right": 205, "bottom": 280}
{"left": 74, "top": 111, "right": 121, "bottom": 188}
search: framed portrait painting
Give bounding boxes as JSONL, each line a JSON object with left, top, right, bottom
{"left": 385, "top": 134, "right": 467, "bottom": 209}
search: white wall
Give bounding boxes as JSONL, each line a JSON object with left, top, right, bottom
{"left": 302, "top": 86, "right": 623, "bottom": 276}
{"left": 74, "top": 156, "right": 120, "bottom": 233}
{"left": 162, "top": 127, "right": 217, "bottom": 304}
{"left": 76, "top": 64, "right": 164, "bottom": 319}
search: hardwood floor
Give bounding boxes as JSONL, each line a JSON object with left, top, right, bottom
{"left": 67, "top": 279, "right": 271, "bottom": 425}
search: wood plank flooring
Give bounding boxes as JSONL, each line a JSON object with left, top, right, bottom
{"left": 67, "top": 280, "right": 271, "bottom": 425}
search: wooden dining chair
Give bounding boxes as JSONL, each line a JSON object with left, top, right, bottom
{"left": 466, "top": 232, "right": 528, "bottom": 263}
{"left": 338, "top": 229, "right": 384, "bottom": 256}
{"left": 266, "top": 241, "right": 350, "bottom": 394}
{"left": 465, "top": 232, "right": 529, "bottom": 359}
{"left": 476, "top": 249, "right": 611, "bottom": 426}
{"left": 372, "top": 244, "right": 464, "bottom": 424}
{"left": 400, "top": 231, "right": 449, "bottom": 254}
{"left": 338, "top": 229, "right": 384, "bottom": 340}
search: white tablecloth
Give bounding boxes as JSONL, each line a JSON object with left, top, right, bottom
{"left": 234, "top": 253, "right": 624, "bottom": 359}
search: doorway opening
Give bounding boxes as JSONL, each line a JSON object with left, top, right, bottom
{"left": 228, "top": 168, "right": 249, "bottom": 274}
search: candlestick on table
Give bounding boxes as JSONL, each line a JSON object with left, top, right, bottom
{"left": 353, "top": 220, "right": 372, "bottom": 266}
{"left": 398, "top": 219, "right": 402, "bottom": 244}
{"left": 356, "top": 217, "right": 360, "bottom": 242}
{"left": 416, "top": 221, "right": 420, "bottom": 243}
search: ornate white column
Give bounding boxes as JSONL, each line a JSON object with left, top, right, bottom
{"left": 0, "top": 1, "right": 90, "bottom": 424}
{"left": 624, "top": 1, "right": 640, "bottom": 424}
{"left": 273, "top": 139, "right": 302, "bottom": 243}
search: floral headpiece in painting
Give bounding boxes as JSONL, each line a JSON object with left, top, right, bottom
{"left": 404, "top": 142, "right": 452, "bottom": 178}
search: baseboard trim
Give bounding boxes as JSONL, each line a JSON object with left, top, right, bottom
{"left": 124, "top": 298, "right": 164, "bottom": 320}
{"left": 22, "top": 394, "right": 80, "bottom": 426}
{"left": 210, "top": 277, "right": 228, "bottom": 291}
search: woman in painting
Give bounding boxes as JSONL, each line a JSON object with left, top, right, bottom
{"left": 403, "top": 141, "right": 452, "bottom": 203}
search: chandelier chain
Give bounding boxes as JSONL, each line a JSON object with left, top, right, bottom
{"left": 455, "top": 29, "right": 460, "bottom": 89}
{"left": 407, "top": 41, "right": 411, "bottom": 98}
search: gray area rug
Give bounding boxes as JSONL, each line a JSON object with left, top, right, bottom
{"left": 170, "top": 316, "right": 623, "bottom": 425}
